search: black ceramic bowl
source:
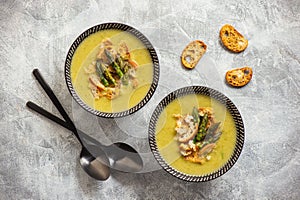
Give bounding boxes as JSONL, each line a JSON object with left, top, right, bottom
{"left": 65, "top": 23, "right": 159, "bottom": 118}
{"left": 148, "top": 86, "right": 245, "bottom": 182}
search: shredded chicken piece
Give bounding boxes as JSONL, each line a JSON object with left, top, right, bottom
{"left": 118, "top": 41, "right": 130, "bottom": 60}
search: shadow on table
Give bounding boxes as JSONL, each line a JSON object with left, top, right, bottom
{"left": 109, "top": 169, "right": 214, "bottom": 199}
{"left": 74, "top": 160, "right": 215, "bottom": 199}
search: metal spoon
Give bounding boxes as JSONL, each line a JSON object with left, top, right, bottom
{"left": 26, "top": 101, "right": 143, "bottom": 173}
{"left": 29, "top": 69, "right": 143, "bottom": 173}
{"left": 29, "top": 69, "right": 110, "bottom": 180}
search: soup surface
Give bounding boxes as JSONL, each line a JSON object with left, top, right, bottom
{"left": 155, "top": 94, "right": 237, "bottom": 175}
{"left": 71, "top": 29, "right": 153, "bottom": 113}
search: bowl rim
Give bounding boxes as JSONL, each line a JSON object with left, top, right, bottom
{"left": 64, "top": 22, "right": 160, "bottom": 118}
{"left": 148, "top": 85, "right": 245, "bottom": 182}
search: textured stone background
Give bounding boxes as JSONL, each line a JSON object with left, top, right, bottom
{"left": 1, "top": 0, "right": 300, "bottom": 199}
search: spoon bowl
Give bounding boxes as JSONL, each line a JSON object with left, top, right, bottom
{"left": 80, "top": 146, "right": 110, "bottom": 180}
{"left": 102, "top": 142, "right": 143, "bottom": 172}
{"left": 77, "top": 130, "right": 143, "bottom": 172}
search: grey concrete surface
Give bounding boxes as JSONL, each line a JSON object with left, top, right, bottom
{"left": 0, "top": 0, "right": 299, "bottom": 199}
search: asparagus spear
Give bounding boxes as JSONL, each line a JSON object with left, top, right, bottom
{"left": 98, "top": 59, "right": 116, "bottom": 85}
{"left": 196, "top": 122, "right": 222, "bottom": 146}
{"left": 195, "top": 113, "right": 208, "bottom": 141}
{"left": 96, "top": 60, "right": 109, "bottom": 87}
{"left": 210, "top": 132, "right": 222, "bottom": 143}
{"left": 116, "top": 55, "right": 125, "bottom": 72}
{"left": 123, "top": 63, "right": 129, "bottom": 73}
{"left": 116, "top": 55, "right": 129, "bottom": 85}
{"left": 206, "top": 122, "right": 221, "bottom": 137}
{"left": 121, "top": 74, "right": 129, "bottom": 85}
{"left": 192, "top": 107, "right": 200, "bottom": 124}
{"left": 205, "top": 122, "right": 222, "bottom": 143}
{"left": 105, "top": 49, "right": 124, "bottom": 78}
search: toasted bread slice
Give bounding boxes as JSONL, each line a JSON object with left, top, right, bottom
{"left": 226, "top": 67, "right": 253, "bottom": 87}
{"left": 220, "top": 24, "right": 248, "bottom": 53}
{"left": 181, "top": 40, "right": 207, "bottom": 69}
{"left": 177, "top": 123, "right": 199, "bottom": 143}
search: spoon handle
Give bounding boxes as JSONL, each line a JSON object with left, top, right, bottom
{"left": 26, "top": 101, "right": 103, "bottom": 147}
{"left": 26, "top": 101, "right": 71, "bottom": 130}
{"left": 32, "top": 69, "right": 82, "bottom": 144}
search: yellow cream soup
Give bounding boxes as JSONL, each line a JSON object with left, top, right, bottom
{"left": 71, "top": 29, "right": 153, "bottom": 113}
{"left": 156, "top": 94, "right": 236, "bottom": 175}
